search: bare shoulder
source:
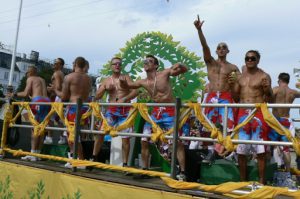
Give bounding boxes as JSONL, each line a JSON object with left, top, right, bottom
{"left": 230, "top": 63, "right": 240, "bottom": 71}
{"left": 259, "top": 68, "right": 270, "bottom": 78}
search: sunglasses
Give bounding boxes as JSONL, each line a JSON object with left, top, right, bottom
{"left": 217, "top": 45, "right": 227, "bottom": 50}
{"left": 112, "top": 62, "right": 122, "bottom": 66}
{"left": 245, "top": 56, "right": 257, "bottom": 62}
{"left": 144, "top": 59, "right": 154, "bottom": 64}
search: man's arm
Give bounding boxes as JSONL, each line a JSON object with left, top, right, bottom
{"left": 118, "top": 75, "right": 139, "bottom": 102}
{"left": 231, "top": 78, "right": 241, "bottom": 102}
{"left": 194, "top": 15, "right": 214, "bottom": 64}
{"left": 16, "top": 78, "right": 32, "bottom": 98}
{"left": 262, "top": 74, "right": 273, "bottom": 103}
{"left": 119, "top": 76, "right": 143, "bottom": 89}
{"left": 94, "top": 83, "right": 106, "bottom": 101}
{"left": 293, "top": 89, "right": 300, "bottom": 98}
{"left": 169, "top": 63, "right": 188, "bottom": 76}
{"left": 55, "top": 76, "right": 70, "bottom": 101}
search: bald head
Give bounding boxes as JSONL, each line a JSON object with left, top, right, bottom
{"left": 216, "top": 42, "right": 228, "bottom": 50}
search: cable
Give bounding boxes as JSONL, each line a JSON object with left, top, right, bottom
{"left": 0, "top": 1, "right": 159, "bottom": 33}
{"left": 0, "top": 0, "right": 103, "bottom": 25}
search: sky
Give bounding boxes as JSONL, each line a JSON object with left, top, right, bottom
{"left": 1, "top": 0, "right": 300, "bottom": 117}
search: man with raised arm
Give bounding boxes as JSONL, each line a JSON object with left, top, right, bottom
{"left": 194, "top": 16, "right": 241, "bottom": 159}
{"left": 269, "top": 73, "right": 300, "bottom": 172}
{"left": 232, "top": 50, "right": 273, "bottom": 184}
{"left": 8, "top": 66, "right": 50, "bottom": 161}
{"left": 120, "top": 55, "right": 188, "bottom": 180}
{"left": 45, "top": 57, "right": 66, "bottom": 145}
{"left": 94, "top": 57, "right": 138, "bottom": 168}
{"left": 53, "top": 57, "right": 91, "bottom": 165}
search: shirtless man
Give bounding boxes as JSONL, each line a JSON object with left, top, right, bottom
{"left": 194, "top": 16, "right": 240, "bottom": 159}
{"left": 269, "top": 73, "right": 300, "bottom": 172}
{"left": 45, "top": 58, "right": 66, "bottom": 145}
{"left": 232, "top": 50, "right": 273, "bottom": 184}
{"left": 9, "top": 66, "right": 50, "bottom": 161}
{"left": 53, "top": 57, "right": 91, "bottom": 163}
{"left": 120, "top": 55, "right": 188, "bottom": 180}
{"left": 94, "top": 57, "right": 138, "bottom": 168}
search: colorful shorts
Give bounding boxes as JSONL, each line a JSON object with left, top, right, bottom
{"left": 30, "top": 96, "right": 51, "bottom": 123}
{"left": 142, "top": 107, "right": 190, "bottom": 143}
{"left": 204, "top": 91, "right": 236, "bottom": 131}
{"left": 51, "top": 96, "right": 62, "bottom": 123}
{"left": 269, "top": 117, "right": 294, "bottom": 152}
{"left": 105, "top": 106, "right": 132, "bottom": 138}
{"left": 236, "top": 109, "right": 270, "bottom": 155}
{"left": 65, "top": 105, "right": 89, "bottom": 125}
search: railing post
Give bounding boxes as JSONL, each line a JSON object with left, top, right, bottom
{"left": 223, "top": 105, "right": 228, "bottom": 137}
{"left": 171, "top": 98, "right": 181, "bottom": 179}
{"left": 0, "top": 98, "right": 10, "bottom": 158}
{"left": 73, "top": 98, "right": 82, "bottom": 172}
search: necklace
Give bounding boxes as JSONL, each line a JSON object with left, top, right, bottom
{"left": 146, "top": 73, "right": 157, "bottom": 97}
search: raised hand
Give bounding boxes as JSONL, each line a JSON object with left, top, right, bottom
{"left": 261, "top": 76, "right": 270, "bottom": 90}
{"left": 228, "top": 71, "right": 237, "bottom": 85}
{"left": 194, "top": 14, "right": 204, "bottom": 30}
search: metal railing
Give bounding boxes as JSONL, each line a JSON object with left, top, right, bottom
{"left": 1, "top": 98, "right": 300, "bottom": 196}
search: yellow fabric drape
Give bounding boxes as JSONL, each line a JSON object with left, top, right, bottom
{"left": 187, "top": 103, "right": 223, "bottom": 143}
{"left": 260, "top": 103, "right": 300, "bottom": 156}
{"left": 88, "top": 102, "right": 138, "bottom": 137}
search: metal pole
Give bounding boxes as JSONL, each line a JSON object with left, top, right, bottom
{"left": 223, "top": 105, "right": 228, "bottom": 137}
{"left": 8, "top": 0, "right": 23, "bottom": 92}
{"left": 170, "top": 98, "right": 181, "bottom": 179}
{"left": 73, "top": 98, "right": 82, "bottom": 171}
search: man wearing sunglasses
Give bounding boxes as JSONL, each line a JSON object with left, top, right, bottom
{"left": 45, "top": 58, "right": 67, "bottom": 145}
{"left": 194, "top": 16, "right": 240, "bottom": 161}
{"left": 232, "top": 50, "right": 273, "bottom": 184}
{"left": 119, "top": 55, "right": 188, "bottom": 181}
{"left": 95, "top": 57, "right": 138, "bottom": 169}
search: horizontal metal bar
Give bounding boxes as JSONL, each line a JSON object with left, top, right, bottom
{"left": 182, "top": 103, "right": 300, "bottom": 108}
{"left": 179, "top": 136, "right": 294, "bottom": 146}
{"left": 12, "top": 101, "right": 300, "bottom": 108}
{"left": 13, "top": 124, "right": 67, "bottom": 131}
{"left": 11, "top": 101, "right": 176, "bottom": 107}
{"left": 12, "top": 124, "right": 295, "bottom": 146}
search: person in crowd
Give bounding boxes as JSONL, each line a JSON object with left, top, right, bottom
{"left": 269, "top": 73, "right": 300, "bottom": 171}
{"left": 232, "top": 50, "right": 273, "bottom": 184}
{"left": 52, "top": 57, "right": 92, "bottom": 168}
{"left": 120, "top": 54, "right": 188, "bottom": 181}
{"left": 8, "top": 66, "right": 50, "bottom": 161}
{"left": 194, "top": 16, "right": 240, "bottom": 160}
{"left": 94, "top": 57, "right": 138, "bottom": 169}
{"left": 45, "top": 57, "right": 67, "bottom": 145}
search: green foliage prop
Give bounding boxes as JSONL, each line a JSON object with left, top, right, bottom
{"left": 0, "top": 176, "right": 81, "bottom": 199}
{"left": 99, "top": 31, "right": 206, "bottom": 101}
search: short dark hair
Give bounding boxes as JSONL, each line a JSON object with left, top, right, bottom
{"left": 74, "top": 57, "right": 86, "bottom": 69}
{"left": 246, "top": 50, "right": 261, "bottom": 60}
{"left": 146, "top": 54, "right": 159, "bottom": 65}
{"left": 57, "top": 58, "right": 65, "bottom": 66}
{"left": 278, "top": 72, "right": 290, "bottom": 84}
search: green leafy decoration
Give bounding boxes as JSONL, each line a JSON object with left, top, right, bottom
{"left": 0, "top": 176, "right": 13, "bottom": 199}
{"left": 0, "top": 176, "right": 81, "bottom": 199}
{"left": 99, "top": 31, "right": 207, "bottom": 101}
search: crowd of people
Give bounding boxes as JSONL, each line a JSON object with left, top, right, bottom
{"left": 6, "top": 16, "right": 300, "bottom": 183}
